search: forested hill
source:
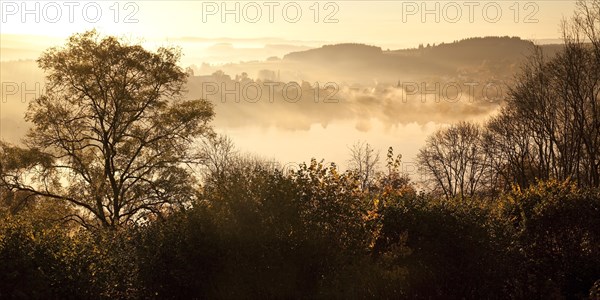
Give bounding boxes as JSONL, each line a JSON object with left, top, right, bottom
{"left": 284, "top": 36, "right": 561, "bottom": 62}
{"left": 283, "top": 43, "right": 384, "bottom": 61}
{"left": 395, "top": 36, "right": 542, "bottom": 62}
{"left": 282, "top": 36, "right": 563, "bottom": 78}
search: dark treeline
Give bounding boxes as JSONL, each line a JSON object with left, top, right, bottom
{"left": 1, "top": 1, "right": 600, "bottom": 299}
{"left": 2, "top": 148, "right": 599, "bottom": 299}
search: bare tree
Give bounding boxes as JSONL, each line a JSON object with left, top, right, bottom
{"left": 482, "top": 110, "right": 535, "bottom": 191}
{"left": 199, "top": 134, "right": 237, "bottom": 180}
{"left": 417, "top": 122, "right": 491, "bottom": 200}
{"left": 561, "top": 0, "right": 600, "bottom": 186}
{"left": 347, "top": 141, "right": 380, "bottom": 190}
{"left": 484, "top": 0, "right": 600, "bottom": 189}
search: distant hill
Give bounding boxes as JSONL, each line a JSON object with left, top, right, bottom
{"left": 285, "top": 36, "right": 560, "bottom": 62}
{"left": 399, "top": 36, "right": 535, "bottom": 62}
{"left": 284, "top": 43, "right": 383, "bottom": 61}
{"left": 281, "top": 37, "right": 563, "bottom": 81}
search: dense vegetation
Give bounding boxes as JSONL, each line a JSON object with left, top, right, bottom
{"left": 1, "top": 1, "right": 599, "bottom": 298}
{"left": 1, "top": 161, "right": 599, "bottom": 299}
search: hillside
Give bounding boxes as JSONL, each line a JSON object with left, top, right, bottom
{"left": 279, "top": 36, "right": 562, "bottom": 81}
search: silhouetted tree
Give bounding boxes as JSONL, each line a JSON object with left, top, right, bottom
{"left": 417, "top": 122, "right": 491, "bottom": 200}
{"left": 482, "top": 0, "right": 600, "bottom": 189}
{"left": 347, "top": 141, "right": 380, "bottom": 190}
{"left": 0, "top": 31, "right": 214, "bottom": 228}
{"left": 199, "top": 134, "right": 237, "bottom": 181}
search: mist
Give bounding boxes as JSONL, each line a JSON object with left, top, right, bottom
{"left": 1, "top": 36, "right": 561, "bottom": 166}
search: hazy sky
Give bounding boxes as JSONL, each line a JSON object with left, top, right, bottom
{"left": 2, "top": 1, "right": 576, "bottom": 57}
{"left": 0, "top": 0, "right": 580, "bottom": 173}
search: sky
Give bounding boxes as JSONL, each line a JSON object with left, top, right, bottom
{"left": 1, "top": 1, "right": 576, "bottom": 60}
{"left": 0, "top": 0, "right": 580, "bottom": 173}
